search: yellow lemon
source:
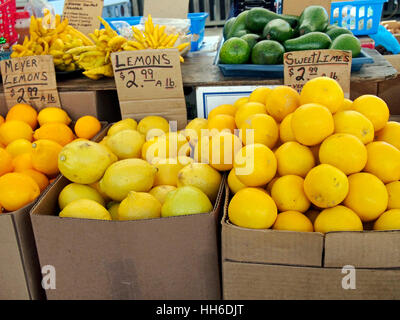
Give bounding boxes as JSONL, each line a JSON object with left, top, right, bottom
{"left": 305, "top": 209, "right": 320, "bottom": 224}
{"left": 118, "top": 191, "right": 161, "bottom": 221}
{"left": 386, "top": 181, "right": 400, "bottom": 210}
{"left": 309, "top": 144, "right": 321, "bottom": 164}
{"left": 239, "top": 113, "right": 279, "bottom": 148}
{"left": 373, "top": 209, "right": 400, "bottom": 231}
{"left": 58, "top": 183, "right": 105, "bottom": 210}
{"left": 37, "top": 107, "right": 71, "bottom": 126}
{"left": 228, "top": 168, "right": 247, "bottom": 194}
{"left": 234, "top": 143, "right": 277, "bottom": 187}
{"left": 344, "top": 172, "right": 388, "bottom": 222}
{"left": 249, "top": 87, "right": 272, "bottom": 104}
{"left": 6, "top": 103, "right": 38, "bottom": 129}
{"left": 279, "top": 113, "right": 296, "bottom": 143}
{"left": 59, "top": 199, "right": 111, "bottom": 220}
{"left": 208, "top": 114, "right": 236, "bottom": 134}
{"left": 266, "top": 86, "right": 300, "bottom": 122}
{"left": 304, "top": 164, "right": 349, "bottom": 208}
{"left": 137, "top": 116, "right": 169, "bottom": 140}
{"left": 375, "top": 121, "right": 400, "bottom": 150}
{"left": 20, "top": 169, "right": 49, "bottom": 192}
{"left": 228, "top": 187, "right": 277, "bottom": 229}
{"left": 233, "top": 97, "right": 249, "bottom": 110}
{"left": 272, "top": 211, "right": 313, "bottom": 232}
{"left": 107, "top": 118, "right": 138, "bottom": 136}
{"left": 208, "top": 104, "right": 237, "bottom": 119}
{"left": 314, "top": 205, "right": 363, "bottom": 233}
{"left": 107, "top": 202, "right": 120, "bottom": 220}
{"left": 319, "top": 133, "right": 367, "bottom": 175}
{"left": 235, "top": 102, "right": 267, "bottom": 128}
{"left": 333, "top": 110, "right": 374, "bottom": 144}
{"left": 106, "top": 129, "right": 145, "bottom": 159}
{"left": 365, "top": 141, "right": 400, "bottom": 183}
{"left": 5, "top": 138, "right": 33, "bottom": 157}
{"left": 300, "top": 77, "right": 344, "bottom": 114}
{"left": 31, "top": 139, "right": 63, "bottom": 176}
{"left": 266, "top": 176, "right": 279, "bottom": 194}
{"left": 149, "top": 185, "right": 177, "bottom": 205}
{"left": 183, "top": 118, "right": 208, "bottom": 146}
{"left": 271, "top": 175, "right": 311, "bottom": 213}
{"left": 353, "top": 95, "right": 389, "bottom": 131}
{"left": 291, "top": 103, "right": 334, "bottom": 146}
{"left": 275, "top": 141, "right": 315, "bottom": 178}
{"left": 337, "top": 98, "right": 353, "bottom": 112}
{"left": 152, "top": 157, "right": 188, "bottom": 187}
{"left": 0, "top": 120, "right": 33, "bottom": 146}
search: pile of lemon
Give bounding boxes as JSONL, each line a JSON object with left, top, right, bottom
{"left": 195, "top": 76, "right": 399, "bottom": 233}
{"left": 0, "top": 104, "right": 101, "bottom": 212}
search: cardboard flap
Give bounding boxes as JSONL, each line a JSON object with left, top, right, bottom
{"left": 144, "top": 0, "right": 189, "bottom": 19}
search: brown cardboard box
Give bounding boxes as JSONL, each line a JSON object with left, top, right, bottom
{"left": 30, "top": 163, "right": 224, "bottom": 300}
{"left": 378, "top": 55, "right": 400, "bottom": 115}
{"left": 282, "top": 0, "right": 343, "bottom": 17}
{"left": 0, "top": 96, "right": 108, "bottom": 300}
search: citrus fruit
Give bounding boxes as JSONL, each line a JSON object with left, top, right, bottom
{"left": 333, "top": 110, "right": 374, "bottom": 144}
{"left": 239, "top": 113, "right": 279, "bottom": 148}
{"left": 59, "top": 199, "right": 111, "bottom": 220}
{"left": 6, "top": 103, "right": 38, "bottom": 129}
{"left": 386, "top": 181, "right": 400, "bottom": 210}
{"left": 151, "top": 157, "right": 188, "bottom": 187}
{"left": 99, "top": 158, "right": 157, "bottom": 201}
{"left": 58, "top": 140, "right": 117, "bottom": 184}
{"left": 118, "top": 191, "right": 161, "bottom": 221}
{"left": 249, "top": 87, "right": 272, "bottom": 104}
{"left": 31, "top": 139, "right": 63, "bottom": 176}
{"left": 373, "top": 209, "right": 400, "bottom": 231}
{"left": 375, "top": 121, "right": 400, "bottom": 150}
{"left": 352, "top": 95, "right": 389, "bottom": 131}
{"left": 266, "top": 86, "right": 300, "bottom": 122}
{"left": 183, "top": 118, "right": 208, "bottom": 146}
{"left": 12, "top": 153, "right": 33, "bottom": 172}
{"left": 0, "top": 120, "right": 33, "bottom": 146}
{"left": 319, "top": 133, "right": 367, "bottom": 175}
{"left": 58, "top": 183, "right": 105, "bottom": 210}
{"left": 177, "top": 163, "right": 222, "bottom": 202}
{"left": 90, "top": 180, "right": 111, "bottom": 202}
{"left": 107, "top": 202, "right": 120, "bottom": 220}
{"left": 208, "top": 114, "right": 236, "bottom": 134}
{"left": 106, "top": 129, "right": 145, "bottom": 159}
{"left": 219, "top": 37, "right": 250, "bottom": 64}
{"left": 37, "top": 107, "right": 71, "bottom": 126}
{"left": 0, "top": 148, "right": 13, "bottom": 176}
{"left": 305, "top": 209, "right": 320, "bottom": 224}
{"left": 234, "top": 143, "right": 277, "bottom": 187}
{"left": 279, "top": 113, "right": 295, "bottom": 143}
{"left": 275, "top": 141, "right": 315, "bottom": 177}
{"left": 272, "top": 211, "right": 313, "bottom": 232}
{"left": 34, "top": 122, "right": 75, "bottom": 146}
{"left": 314, "top": 205, "right": 363, "bottom": 233}
{"left": 228, "top": 168, "right": 247, "bottom": 194}
{"left": 137, "top": 116, "right": 170, "bottom": 140}
{"left": 0, "top": 172, "right": 40, "bottom": 211}
{"left": 300, "top": 77, "right": 344, "bottom": 114}
{"left": 107, "top": 118, "right": 138, "bottom": 136}
{"left": 5, "top": 139, "right": 32, "bottom": 157}
{"left": 21, "top": 169, "right": 49, "bottom": 192}
{"left": 364, "top": 141, "right": 400, "bottom": 183}
{"left": 208, "top": 104, "right": 237, "bottom": 119}
{"left": 149, "top": 185, "right": 177, "bottom": 205}
{"left": 337, "top": 98, "right": 353, "bottom": 112}
{"left": 266, "top": 176, "right": 279, "bottom": 194}
{"left": 235, "top": 102, "right": 267, "bottom": 128}
{"left": 161, "top": 186, "right": 213, "bottom": 217}
{"left": 0, "top": 115, "right": 4, "bottom": 126}
{"left": 271, "top": 175, "right": 311, "bottom": 213}
{"left": 344, "top": 172, "right": 389, "bottom": 222}
{"left": 233, "top": 97, "right": 249, "bottom": 110}
{"left": 291, "top": 103, "right": 334, "bottom": 146}
{"left": 304, "top": 164, "right": 349, "bottom": 208}
{"left": 228, "top": 188, "right": 277, "bottom": 229}
{"left": 74, "top": 116, "right": 101, "bottom": 139}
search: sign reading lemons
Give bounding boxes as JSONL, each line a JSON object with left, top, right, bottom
{"left": 283, "top": 49, "right": 352, "bottom": 97}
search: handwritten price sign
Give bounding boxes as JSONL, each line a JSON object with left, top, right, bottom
{"left": 284, "top": 50, "right": 352, "bottom": 97}
{"left": 0, "top": 55, "right": 61, "bottom": 110}
{"left": 63, "top": 0, "right": 104, "bottom": 35}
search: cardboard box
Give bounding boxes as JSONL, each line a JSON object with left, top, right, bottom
{"left": 282, "top": 0, "right": 342, "bottom": 18}
{"left": 30, "top": 159, "right": 224, "bottom": 299}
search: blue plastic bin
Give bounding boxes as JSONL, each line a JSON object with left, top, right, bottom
{"left": 330, "top": 0, "right": 388, "bottom": 36}
{"left": 103, "top": 12, "right": 209, "bottom": 52}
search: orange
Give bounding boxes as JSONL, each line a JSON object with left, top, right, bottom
{"left": 300, "top": 77, "right": 344, "bottom": 114}
{"left": 375, "top": 121, "right": 400, "bottom": 150}
{"left": 34, "top": 122, "right": 75, "bottom": 146}
{"left": 6, "top": 103, "right": 38, "bottom": 129}
{"left": 37, "top": 107, "right": 72, "bottom": 126}
{"left": 239, "top": 113, "right": 279, "bottom": 148}
{"left": 21, "top": 169, "right": 49, "bottom": 192}
{"left": 249, "top": 87, "right": 272, "bottom": 104}
{"left": 0, "top": 172, "right": 40, "bottom": 211}
{"left": 0, "top": 148, "right": 13, "bottom": 176}
{"left": 235, "top": 102, "right": 267, "bottom": 128}
{"left": 31, "top": 139, "right": 63, "bottom": 176}
{"left": 352, "top": 95, "right": 389, "bottom": 131}
{"left": 207, "top": 114, "right": 236, "bottom": 134}
{"left": 265, "top": 86, "right": 300, "bottom": 122}
{"left": 208, "top": 104, "right": 237, "bottom": 119}
{"left": 75, "top": 116, "right": 102, "bottom": 140}
{"left": 12, "top": 153, "right": 33, "bottom": 172}
{"left": 0, "top": 120, "right": 33, "bottom": 146}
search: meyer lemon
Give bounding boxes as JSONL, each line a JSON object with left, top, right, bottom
{"left": 74, "top": 116, "right": 102, "bottom": 140}
{"left": 21, "top": 169, "right": 49, "bottom": 192}
{"left": 266, "top": 86, "right": 300, "bottom": 122}
{"left": 386, "top": 181, "right": 400, "bottom": 210}
{"left": 314, "top": 205, "right": 363, "bottom": 233}
{"left": 5, "top": 139, "right": 32, "bottom": 157}
{"left": 0, "top": 120, "right": 33, "bottom": 146}
{"left": 239, "top": 113, "right": 279, "bottom": 148}
{"left": 118, "top": 191, "right": 161, "bottom": 221}
{"left": 373, "top": 209, "right": 400, "bottom": 231}
{"left": 37, "top": 107, "right": 71, "bottom": 126}
{"left": 365, "top": 141, "right": 400, "bottom": 183}
{"left": 333, "top": 110, "right": 374, "bottom": 144}
{"left": 375, "top": 121, "right": 400, "bottom": 150}
{"left": 272, "top": 211, "right": 313, "bottom": 232}
{"left": 275, "top": 141, "right": 315, "bottom": 177}
{"left": 353, "top": 95, "right": 389, "bottom": 131}
{"left": 34, "top": 122, "right": 75, "bottom": 146}
{"left": 12, "top": 153, "right": 33, "bottom": 172}
{"left": 31, "top": 139, "right": 63, "bottom": 176}
{"left": 0, "top": 148, "right": 13, "bottom": 176}
{"left": 6, "top": 103, "right": 38, "bottom": 129}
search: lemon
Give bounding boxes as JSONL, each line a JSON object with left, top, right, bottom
{"left": 228, "top": 168, "right": 247, "bottom": 194}
{"left": 161, "top": 186, "right": 213, "bottom": 217}
{"left": 373, "top": 209, "right": 400, "bottom": 231}
{"left": 118, "top": 191, "right": 161, "bottom": 221}
{"left": 58, "top": 183, "right": 105, "bottom": 210}
{"left": 386, "top": 181, "right": 400, "bottom": 210}
{"left": 314, "top": 205, "right": 363, "bottom": 234}
{"left": 107, "top": 202, "right": 120, "bottom": 220}
{"left": 208, "top": 104, "right": 237, "bottom": 119}
{"left": 183, "top": 118, "right": 208, "bottom": 146}
{"left": 235, "top": 102, "right": 267, "bottom": 128}
{"left": 271, "top": 175, "right": 310, "bottom": 213}
{"left": 137, "top": 116, "right": 170, "bottom": 140}
{"left": 234, "top": 144, "right": 277, "bottom": 187}
{"left": 275, "top": 141, "right": 315, "bottom": 178}
{"left": 376, "top": 121, "right": 400, "bottom": 150}
{"left": 333, "top": 110, "right": 374, "bottom": 144}
{"left": 149, "top": 185, "right": 177, "bottom": 205}
{"left": 233, "top": 97, "right": 249, "bottom": 110}
{"left": 58, "top": 140, "right": 117, "bottom": 185}
{"left": 337, "top": 98, "right": 353, "bottom": 112}
{"left": 5, "top": 139, "right": 32, "bottom": 157}
{"left": 344, "top": 172, "right": 388, "bottom": 222}
{"left": 239, "top": 113, "right": 279, "bottom": 148}
{"left": 151, "top": 157, "right": 190, "bottom": 187}
{"left": 249, "top": 87, "right": 272, "bottom": 104}
{"left": 304, "top": 164, "right": 349, "bottom": 208}
{"left": 100, "top": 159, "right": 156, "bottom": 201}
{"left": 305, "top": 209, "right": 320, "bottom": 224}
{"left": 107, "top": 118, "right": 138, "bottom": 136}
{"left": 272, "top": 211, "right": 313, "bottom": 232}
{"left": 365, "top": 141, "right": 400, "bottom": 183}
{"left": 353, "top": 95, "right": 389, "bottom": 131}
{"left": 38, "top": 107, "right": 71, "bottom": 126}
{"left": 279, "top": 113, "right": 296, "bottom": 143}
{"left": 59, "top": 199, "right": 111, "bottom": 220}
{"left": 319, "top": 133, "right": 367, "bottom": 175}
{"left": 228, "top": 188, "right": 277, "bottom": 229}
{"left": 291, "top": 103, "right": 334, "bottom": 146}
{"left": 106, "top": 129, "right": 145, "bottom": 159}
{"left": 177, "top": 163, "right": 222, "bottom": 202}
{"left": 266, "top": 176, "right": 279, "bottom": 194}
